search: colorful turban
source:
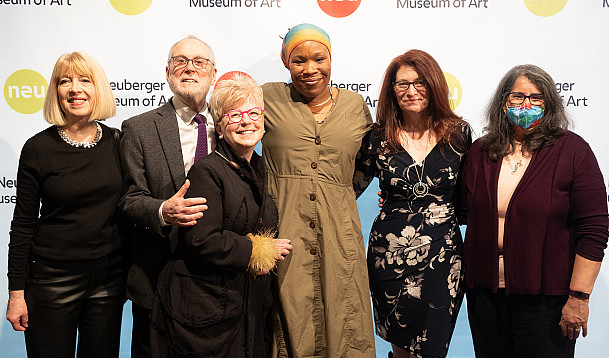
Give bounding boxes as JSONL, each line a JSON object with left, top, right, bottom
{"left": 281, "top": 23, "right": 331, "bottom": 68}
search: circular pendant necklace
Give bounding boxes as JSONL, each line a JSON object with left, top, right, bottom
{"left": 411, "top": 131, "right": 430, "bottom": 198}
{"left": 413, "top": 179, "right": 429, "bottom": 198}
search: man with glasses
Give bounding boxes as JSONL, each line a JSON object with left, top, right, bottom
{"left": 118, "top": 35, "right": 217, "bottom": 358}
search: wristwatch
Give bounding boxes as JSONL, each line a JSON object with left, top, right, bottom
{"left": 569, "top": 290, "right": 590, "bottom": 300}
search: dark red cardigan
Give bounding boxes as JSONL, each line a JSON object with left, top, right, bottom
{"left": 461, "top": 131, "right": 608, "bottom": 295}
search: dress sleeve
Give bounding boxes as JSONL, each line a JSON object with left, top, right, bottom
{"left": 353, "top": 130, "right": 377, "bottom": 198}
{"left": 8, "top": 139, "right": 42, "bottom": 290}
{"left": 453, "top": 123, "right": 473, "bottom": 225}
{"left": 353, "top": 98, "right": 375, "bottom": 198}
{"left": 570, "top": 141, "right": 609, "bottom": 261}
{"left": 179, "top": 163, "right": 253, "bottom": 270}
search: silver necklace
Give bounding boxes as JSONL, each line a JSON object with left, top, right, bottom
{"left": 311, "top": 87, "right": 336, "bottom": 124}
{"left": 308, "top": 90, "right": 332, "bottom": 108}
{"left": 57, "top": 121, "right": 102, "bottom": 148}
{"left": 412, "top": 132, "right": 430, "bottom": 198}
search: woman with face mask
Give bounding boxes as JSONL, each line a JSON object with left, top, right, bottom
{"left": 261, "top": 23, "right": 376, "bottom": 358}
{"left": 461, "top": 64, "right": 608, "bottom": 357}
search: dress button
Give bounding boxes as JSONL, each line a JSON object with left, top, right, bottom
{"left": 309, "top": 221, "right": 316, "bottom": 229}
{"left": 310, "top": 193, "right": 316, "bottom": 201}
{"left": 311, "top": 162, "right": 318, "bottom": 169}
{"left": 310, "top": 247, "right": 317, "bottom": 255}
{"left": 315, "top": 136, "right": 321, "bottom": 145}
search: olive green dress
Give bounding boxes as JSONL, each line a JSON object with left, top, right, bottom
{"left": 262, "top": 82, "right": 375, "bottom": 358}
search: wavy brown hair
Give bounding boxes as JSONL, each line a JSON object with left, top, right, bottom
{"left": 482, "top": 64, "right": 570, "bottom": 160}
{"left": 375, "top": 49, "right": 466, "bottom": 154}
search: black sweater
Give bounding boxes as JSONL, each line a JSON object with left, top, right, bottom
{"left": 8, "top": 123, "right": 122, "bottom": 290}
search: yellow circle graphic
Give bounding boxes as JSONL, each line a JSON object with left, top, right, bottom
{"left": 4, "top": 69, "right": 48, "bottom": 114}
{"left": 110, "top": 0, "right": 152, "bottom": 15}
{"left": 443, "top": 72, "right": 462, "bottom": 111}
{"left": 523, "top": 0, "right": 568, "bottom": 17}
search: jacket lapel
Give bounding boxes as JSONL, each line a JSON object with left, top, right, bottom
{"left": 155, "top": 99, "right": 186, "bottom": 191}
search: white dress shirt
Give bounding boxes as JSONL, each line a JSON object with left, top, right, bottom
{"left": 172, "top": 95, "right": 216, "bottom": 175}
{"left": 158, "top": 96, "right": 216, "bottom": 226}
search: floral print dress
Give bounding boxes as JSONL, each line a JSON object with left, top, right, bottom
{"left": 354, "top": 124, "right": 471, "bottom": 357}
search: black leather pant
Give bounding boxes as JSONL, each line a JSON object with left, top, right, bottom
{"left": 24, "top": 260, "right": 126, "bottom": 358}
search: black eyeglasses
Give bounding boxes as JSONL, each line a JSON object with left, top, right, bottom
{"left": 507, "top": 92, "right": 545, "bottom": 106}
{"left": 393, "top": 79, "right": 426, "bottom": 92}
{"left": 169, "top": 56, "right": 214, "bottom": 71}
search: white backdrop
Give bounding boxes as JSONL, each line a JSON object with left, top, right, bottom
{"left": 1, "top": 0, "right": 608, "bottom": 356}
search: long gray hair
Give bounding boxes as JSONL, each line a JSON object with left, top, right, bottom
{"left": 482, "top": 64, "right": 570, "bottom": 160}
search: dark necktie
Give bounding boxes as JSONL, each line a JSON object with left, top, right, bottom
{"left": 193, "top": 113, "right": 208, "bottom": 162}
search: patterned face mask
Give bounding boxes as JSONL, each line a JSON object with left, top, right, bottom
{"left": 505, "top": 103, "right": 544, "bottom": 129}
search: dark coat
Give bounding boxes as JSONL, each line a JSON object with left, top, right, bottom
{"left": 151, "top": 139, "right": 279, "bottom": 358}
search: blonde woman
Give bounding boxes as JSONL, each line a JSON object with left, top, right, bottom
{"left": 6, "top": 52, "right": 124, "bottom": 357}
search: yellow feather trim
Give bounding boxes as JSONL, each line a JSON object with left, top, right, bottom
{"left": 247, "top": 228, "right": 278, "bottom": 275}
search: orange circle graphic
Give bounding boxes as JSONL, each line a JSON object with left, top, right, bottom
{"left": 214, "top": 71, "right": 254, "bottom": 90}
{"left": 317, "top": 0, "right": 361, "bottom": 18}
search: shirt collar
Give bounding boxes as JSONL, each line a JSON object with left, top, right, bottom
{"left": 171, "top": 96, "right": 209, "bottom": 124}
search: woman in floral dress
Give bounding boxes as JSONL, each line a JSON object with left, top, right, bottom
{"left": 355, "top": 50, "right": 471, "bottom": 358}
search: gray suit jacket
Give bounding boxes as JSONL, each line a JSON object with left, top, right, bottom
{"left": 119, "top": 99, "right": 186, "bottom": 309}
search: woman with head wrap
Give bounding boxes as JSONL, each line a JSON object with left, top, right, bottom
{"left": 261, "top": 23, "right": 376, "bottom": 357}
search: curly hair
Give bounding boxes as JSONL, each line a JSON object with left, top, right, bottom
{"left": 482, "top": 64, "right": 570, "bottom": 160}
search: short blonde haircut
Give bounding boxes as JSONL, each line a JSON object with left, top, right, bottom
{"left": 43, "top": 51, "right": 116, "bottom": 126}
{"left": 209, "top": 73, "right": 263, "bottom": 125}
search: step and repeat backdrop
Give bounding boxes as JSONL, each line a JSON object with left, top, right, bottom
{"left": 1, "top": 0, "right": 608, "bottom": 356}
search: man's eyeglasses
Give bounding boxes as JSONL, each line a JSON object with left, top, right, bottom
{"left": 224, "top": 107, "right": 264, "bottom": 124}
{"left": 393, "top": 79, "right": 427, "bottom": 92}
{"left": 507, "top": 92, "right": 545, "bottom": 106}
{"left": 169, "top": 56, "right": 214, "bottom": 71}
